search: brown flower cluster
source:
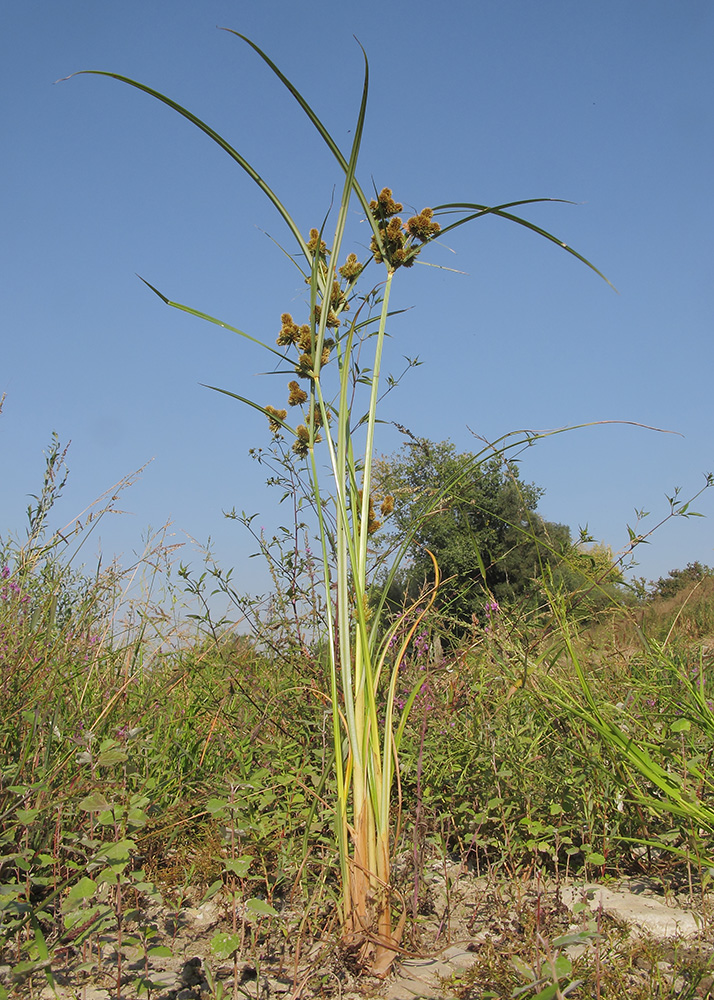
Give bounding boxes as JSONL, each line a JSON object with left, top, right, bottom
{"left": 287, "top": 380, "right": 308, "bottom": 407}
{"left": 312, "top": 302, "right": 341, "bottom": 330}
{"left": 266, "top": 224, "right": 364, "bottom": 457}
{"left": 369, "top": 188, "right": 440, "bottom": 270}
{"left": 369, "top": 189, "right": 403, "bottom": 218}
{"left": 264, "top": 405, "right": 287, "bottom": 435}
{"left": 357, "top": 489, "right": 381, "bottom": 536}
{"left": 307, "top": 227, "right": 328, "bottom": 259}
{"left": 338, "top": 253, "right": 363, "bottom": 282}
{"left": 277, "top": 313, "right": 310, "bottom": 347}
{"left": 406, "top": 207, "right": 441, "bottom": 243}
{"left": 356, "top": 490, "right": 396, "bottom": 536}
{"left": 380, "top": 495, "right": 395, "bottom": 517}
{"left": 293, "top": 424, "right": 311, "bottom": 459}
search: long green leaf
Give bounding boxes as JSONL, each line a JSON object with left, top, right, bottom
{"left": 433, "top": 200, "right": 617, "bottom": 290}
{"left": 69, "top": 69, "right": 309, "bottom": 257}
{"left": 138, "top": 277, "right": 289, "bottom": 362}
{"left": 221, "top": 31, "right": 384, "bottom": 249}
{"left": 202, "top": 384, "right": 296, "bottom": 435}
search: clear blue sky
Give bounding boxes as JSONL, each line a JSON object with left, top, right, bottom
{"left": 2, "top": 0, "right": 713, "bottom": 594}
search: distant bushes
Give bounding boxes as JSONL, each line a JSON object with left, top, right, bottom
{"left": 649, "top": 560, "right": 713, "bottom": 600}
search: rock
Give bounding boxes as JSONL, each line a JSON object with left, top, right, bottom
{"left": 559, "top": 883, "right": 701, "bottom": 939}
{"left": 386, "top": 976, "right": 440, "bottom": 999}
{"left": 41, "top": 990, "right": 110, "bottom": 1000}
{"left": 181, "top": 901, "right": 222, "bottom": 933}
{"left": 180, "top": 956, "right": 206, "bottom": 986}
{"left": 145, "top": 969, "right": 181, "bottom": 988}
{"left": 387, "top": 954, "right": 461, "bottom": 998}
{"left": 440, "top": 945, "right": 479, "bottom": 969}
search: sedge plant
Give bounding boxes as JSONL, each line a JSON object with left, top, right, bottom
{"left": 70, "top": 31, "right": 610, "bottom": 973}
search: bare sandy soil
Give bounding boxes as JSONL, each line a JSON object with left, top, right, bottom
{"left": 6, "top": 859, "right": 714, "bottom": 999}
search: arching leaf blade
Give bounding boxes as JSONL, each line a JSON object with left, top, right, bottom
{"left": 68, "top": 70, "right": 308, "bottom": 257}
{"left": 221, "top": 31, "right": 383, "bottom": 244}
{"left": 433, "top": 199, "right": 616, "bottom": 290}
{"left": 201, "top": 384, "right": 296, "bottom": 436}
{"left": 138, "top": 277, "right": 288, "bottom": 362}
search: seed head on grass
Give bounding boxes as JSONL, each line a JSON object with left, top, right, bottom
{"left": 307, "top": 227, "right": 328, "bottom": 258}
{"left": 293, "top": 424, "right": 311, "bottom": 458}
{"left": 391, "top": 246, "right": 410, "bottom": 267}
{"left": 265, "top": 405, "right": 287, "bottom": 434}
{"left": 295, "top": 353, "right": 314, "bottom": 379}
{"left": 406, "top": 207, "right": 441, "bottom": 243}
{"left": 380, "top": 495, "right": 395, "bottom": 517}
{"left": 298, "top": 326, "right": 313, "bottom": 352}
{"left": 313, "top": 302, "right": 340, "bottom": 329}
{"left": 277, "top": 313, "right": 300, "bottom": 346}
{"left": 357, "top": 489, "right": 382, "bottom": 535}
{"left": 287, "top": 381, "right": 308, "bottom": 407}
{"left": 369, "top": 190, "right": 439, "bottom": 268}
{"left": 369, "top": 187, "right": 403, "bottom": 218}
{"left": 338, "top": 253, "right": 363, "bottom": 281}
{"left": 305, "top": 408, "right": 324, "bottom": 431}
{"left": 386, "top": 216, "right": 404, "bottom": 241}
{"left": 330, "top": 280, "right": 349, "bottom": 312}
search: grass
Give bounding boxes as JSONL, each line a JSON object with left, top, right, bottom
{"left": 2, "top": 441, "right": 714, "bottom": 998}
{"left": 7, "top": 31, "right": 714, "bottom": 999}
{"left": 67, "top": 30, "right": 621, "bottom": 973}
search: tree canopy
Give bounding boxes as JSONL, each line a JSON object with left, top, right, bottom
{"left": 375, "top": 438, "right": 623, "bottom": 627}
{"left": 649, "top": 561, "right": 713, "bottom": 601}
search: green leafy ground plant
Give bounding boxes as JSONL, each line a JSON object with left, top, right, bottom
{"left": 3, "top": 445, "right": 714, "bottom": 993}
{"left": 70, "top": 30, "right": 609, "bottom": 974}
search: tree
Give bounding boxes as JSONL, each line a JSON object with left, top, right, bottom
{"left": 552, "top": 541, "right": 628, "bottom": 613}
{"left": 374, "top": 438, "right": 573, "bottom": 626}
{"left": 649, "top": 561, "right": 713, "bottom": 601}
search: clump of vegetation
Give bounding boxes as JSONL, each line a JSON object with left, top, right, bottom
{"left": 4, "top": 28, "right": 713, "bottom": 1000}
{"left": 2, "top": 435, "right": 714, "bottom": 998}
{"left": 374, "top": 436, "right": 629, "bottom": 634}
{"left": 650, "top": 562, "right": 713, "bottom": 602}
{"left": 67, "top": 29, "right": 617, "bottom": 976}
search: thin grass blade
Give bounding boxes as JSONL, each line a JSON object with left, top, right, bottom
{"left": 138, "top": 277, "right": 289, "bottom": 362}
{"left": 68, "top": 70, "right": 309, "bottom": 257}
{"left": 434, "top": 200, "right": 617, "bottom": 290}
{"left": 222, "top": 31, "right": 387, "bottom": 253}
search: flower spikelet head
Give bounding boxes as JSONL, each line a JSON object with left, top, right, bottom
{"left": 276, "top": 313, "right": 300, "bottom": 346}
{"left": 265, "top": 405, "right": 287, "bottom": 434}
{"left": 293, "top": 424, "right": 311, "bottom": 458}
{"left": 307, "top": 228, "right": 328, "bottom": 258}
{"left": 295, "top": 353, "right": 314, "bottom": 378}
{"left": 339, "top": 253, "right": 363, "bottom": 281}
{"left": 357, "top": 488, "right": 382, "bottom": 535}
{"left": 298, "top": 327, "right": 313, "bottom": 352}
{"left": 287, "top": 381, "right": 308, "bottom": 407}
{"left": 386, "top": 217, "right": 404, "bottom": 241}
{"left": 369, "top": 188, "right": 403, "bottom": 219}
{"left": 407, "top": 207, "right": 441, "bottom": 243}
{"left": 330, "top": 281, "right": 349, "bottom": 311}
{"left": 368, "top": 191, "right": 414, "bottom": 267}
{"left": 369, "top": 235, "right": 384, "bottom": 264}
{"left": 380, "top": 495, "right": 395, "bottom": 517}
{"left": 313, "top": 303, "right": 341, "bottom": 329}
{"left": 306, "top": 408, "right": 323, "bottom": 430}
